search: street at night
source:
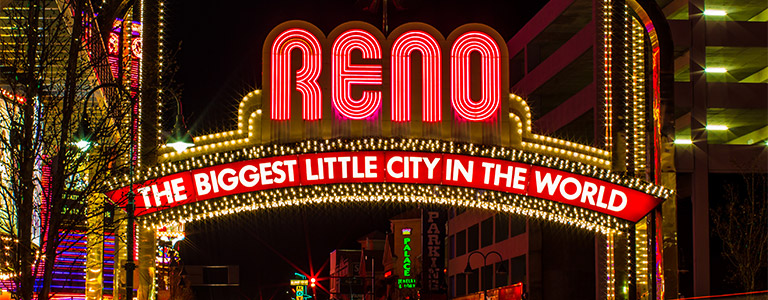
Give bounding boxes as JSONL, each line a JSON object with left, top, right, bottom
{"left": 0, "top": 0, "right": 765, "bottom": 300}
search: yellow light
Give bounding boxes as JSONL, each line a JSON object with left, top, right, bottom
{"left": 674, "top": 139, "right": 692, "bottom": 145}
{"left": 706, "top": 124, "right": 728, "bottom": 131}
{"left": 705, "top": 67, "right": 727, "bottom": 73}
{"left": 703, "top": 10, "right": 727, "bottom": 16}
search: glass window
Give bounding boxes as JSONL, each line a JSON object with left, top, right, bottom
{"left": 468, "top": 224, "right": 479, "bottom": 252}
{"left": 495, "top": 213, "right": 509, "bottom": 243}
{"left": 495, "top": 260, "right": 509, "bottom": 287}
{"left": 510, "top": 255, "right": 526, "bottom": 285}
{"left": 449, "top": 234, "right": 456, "bottom": 259}
{"left": 456, "top": 273, "right": 467, "bottom": 296}
{"left": 481, "top": 265, "right": 493, "bottom": 291}
{"left": 467, "top": 269, "right": 479, "bottom": 294}
{"left": 456, "top": 230, "right": 467, "bottom": 256}
{"left": 481, "top": 217, "right": 493, "bottom": 247}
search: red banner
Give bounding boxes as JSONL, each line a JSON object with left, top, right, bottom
{"left": 107, "top": 151, "right": 660, "bottom": 222}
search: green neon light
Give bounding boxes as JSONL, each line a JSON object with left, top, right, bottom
{"left": 403, "top": 234, "right": 412, "bottom": 277}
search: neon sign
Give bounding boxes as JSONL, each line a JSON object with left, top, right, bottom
{"left": 263, "top": 21, "right": 508, "bottom": 123}
{"left": 402, "top": 227, "right": 412, "bottom": 277}
{"left": 109, "top": 151, "right": 662, "bottom": 222}
{"left": 399, "top": 227, "right": 416, "bottom": 289}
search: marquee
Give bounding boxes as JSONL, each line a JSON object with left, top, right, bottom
{"left": 107, "top": 21, "right": 671, "bottom": 230}
{"left": 110, "top": 150, "right": 659, "bottom": 222}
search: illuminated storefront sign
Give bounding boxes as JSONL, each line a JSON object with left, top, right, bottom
{"left": 290, "top": 273, "right": 312, "bottom": 300}
{"left": 263, "top": 21, "right": 508, "bottom": 123}
{"left": 109, "top": 151, "right": 661, "bottom": 222}
{"left": 398, "top": 278, "right": 416, "bottom": 289}
{"left": 402, "top": 228, "right": 412, "bottom": 277}
{"left": 422, "top": 210, "right": 446, "bottom": 293}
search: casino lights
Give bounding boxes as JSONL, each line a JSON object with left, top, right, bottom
{"left": 332, "top": 29, "right": 383, "bottom": 120}
{"left": 159, "top": 91, "right": 613, "bottom": 168}
{"left": 391, "top": 30, "right": 442, "bottom": 122}
{"left": 603, "top": 0, "right": 613, "bottom": 152}
{"left": 112, "top": 135, "right": 672, "bottom": 236}
{"left": 450, "top": 31, "right": 501, "bottom": 121}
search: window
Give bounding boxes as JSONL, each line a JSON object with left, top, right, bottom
{"left": 495, "top": 260, "right": 509, "bottom": 287}
{"left": 481, "top": 265, "right": 493, "bottom": 291}
{"left": 511, "top": 216, "right": 526, "bottom": 237}
{"left": 495, "top": 213, "right": 509, "bottom": 243}
{"left": 450, "top": 234, "right": 456, "bottom": 258}
{"left": 450, "top": 275, "right": 456, "bottom": 297}
{"left": 481, "top": 217, "right": 493, "bottom": 247}
{"left": 456, "top": 230, "right": 467, "bottom": 256}
{"left": 510, "top": 255, "right": 526, "bottom": 285}
{"left": 467, "top": 268, "right": 479, "bottom": 294}
{"left": 456, "top": 273, "right": 467, "bottom": 296}
{"left": 467, "top": 224, "right": 479, "bottom": 252}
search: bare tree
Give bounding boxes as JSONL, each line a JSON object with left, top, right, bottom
{"left": 0, "top": 0, "right": 136, "bottom": 299}
{"left": 711, "top": 173, "right": 768, "bottom": 292}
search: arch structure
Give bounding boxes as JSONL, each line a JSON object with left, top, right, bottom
{"left": 105, "top": 14, "right": 674, "bottom": 300}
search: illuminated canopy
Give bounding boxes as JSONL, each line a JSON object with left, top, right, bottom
{"left": 107, "top": 21, "right": 672, "bottom": 233}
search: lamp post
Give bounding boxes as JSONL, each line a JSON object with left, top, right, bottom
{"left": 163, "top": 90, "right": 194, "bottom": 153}
{"left": 464, "top": 250, "right": 507, "bottom": 300}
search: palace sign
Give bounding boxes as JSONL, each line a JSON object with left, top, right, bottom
{"left": 108, "top": 151, "right": 660, "bottom": 222}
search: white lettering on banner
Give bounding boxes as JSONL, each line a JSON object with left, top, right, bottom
{"left": 136, "top": 177, "right": 189, "bottom": 208}
{"left": 324, "top": 157, "right": 337, "bottom": 179}
{"left": 608, "top": 189, "right": 627, "bottom": 211}
{"left": 386, "top": 156, "right": 441, "bottom": 179}
{"left": 218, "top": 168, "right": 238, "bottom": 191}
{"left": 194, "top": 173, "right": 212, "bottom": 196}
{"left": 116, "top": 151, "right": 660, "bottom": 222}
{"left": 239, "top": 165, "right": 260, "bottom": 187}
{"left": 194, "top": 159, "right": 298, "bottom": 197}
{"left": 445, "top": 158, "right": 473, "bottom": 182}
{"left": 533, "top": 170, "right": 628, "bottom": 212}
{"left": 535, "top": 171, "right": 561, "bottom": 195}
{"left": 170, "top": 178, "right": 188, "bottom": 202}
{"left": 423, "top": 157, "right": 440, "bottom": 179}
{"left": 305, "top": 156, "right": 379, "bottom": 181}
{"left": 480, "top": 163, "right": 528, "bottom": 189}
{"left": 365, "top": 156, "right": 377, "bottom": 178}
{"left": 387, "top": 156, "right": 404, "bottom": 178}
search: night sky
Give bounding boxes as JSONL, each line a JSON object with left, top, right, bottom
{"left": 164, "top": 0, "right": 546, "bottom": 298}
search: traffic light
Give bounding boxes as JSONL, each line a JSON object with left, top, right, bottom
{"left": 310, "top": 277, "right": 316, "bottom": 288}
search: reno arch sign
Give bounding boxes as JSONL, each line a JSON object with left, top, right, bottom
{"left": 107, "top": 21, "right": 667, "bottom": 226}
{"left": 261, "top": 20, "right": 511, "bottom": 142}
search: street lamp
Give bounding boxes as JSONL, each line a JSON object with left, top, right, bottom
{"left": 74, "top": 85, "right": 111, "bottom": 151}
{"left": 464, "top": 250, "right": 507, "bottom": 299}
{"left": 164, "top": 91, "right": 194, "bottom": 153}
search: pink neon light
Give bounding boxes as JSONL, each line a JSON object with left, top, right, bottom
{"left": 391, "top": 30, "right": 442, "bottom": 122}
{"left": 331, "top": 29, "right": 383, "bottom": 120}
{"left": 450, "top": 31, "right": 501, "bottom": 122}
{"left": 270, "top": 28, "right": 323, "bottom": 121}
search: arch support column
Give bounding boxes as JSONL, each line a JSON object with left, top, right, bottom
{"left": 138, "top": 226, "right": 157, "bottom": 300}
{"left": 86, "top": 194, "right": 105, "bottom": 300}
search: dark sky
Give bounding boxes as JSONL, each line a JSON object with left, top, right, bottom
{"left": 164, "top": 1, "right": 546, "bottom": 298}
{"left": 166, "top": 0, "right": 546, "bottom": 135}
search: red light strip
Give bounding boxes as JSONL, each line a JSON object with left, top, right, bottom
{"left": 673, "top": 290, "right": 768, "bottom": 300}
{"left": 270, "top": 29, "right": 323, "bottom": 121}
{"left": 331, "top": 29, "right": 383, "bottom": 120}
{"left": 450, "top": 31, "right": 500, "bottom": 121}
{"left": 391, "top": 30, "right": 442, "bottom": 122}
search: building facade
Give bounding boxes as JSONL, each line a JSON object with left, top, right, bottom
{"left": 447, "top": 0, "right": 767, "bottom": 299}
